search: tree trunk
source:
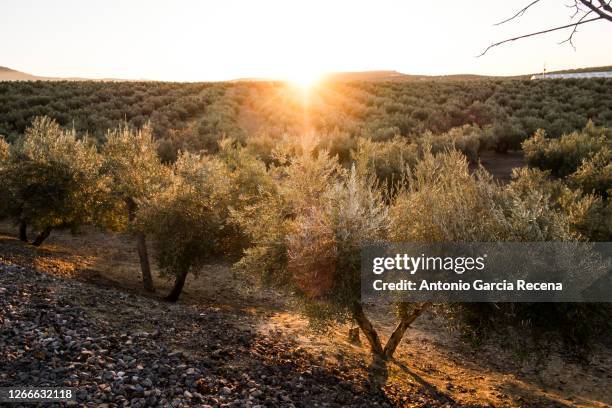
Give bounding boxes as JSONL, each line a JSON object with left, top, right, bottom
{"left": 31, "top": 227, "right": 52, "bottom": 247}
{"left": 18, "top": 220, "right": 28, "bottom": 242}
{"left": 383, "top": 302, "right": 430, "bottom": 358}
{"left": 136, "top": 232, "right": 154, "bottom": 292}
{"left": 164, "top": 267, "right": 189, "bottom": 302}
{"left": 495, "top": 141, "right": 509, "bottom": 154}
{"left": 352, "top": 302, "right": 384, "bottom": 357}
{"left": 126, "top": 197, "right": 155, "bottom": 292}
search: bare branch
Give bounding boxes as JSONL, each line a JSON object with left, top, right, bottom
{"left": 566, "top": 0, "right": 584, "bottom": 19}
{"left": 559, "top": 9, "right": 594, "bottom": 49}
{"left": 494, "top": 0, "right": 543, "bottom": 25}
{"left": 596, "top": 0, "right": 612, "bottom": 13}
{"left": 579, "top": 0, "right": 612, "bottom": 21}
{"left": 478, "top": 16, "right": 603, "bottom": 56}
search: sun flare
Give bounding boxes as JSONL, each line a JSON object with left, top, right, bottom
{"left": 285, "top": 70, "right": 323, "bottom": 90}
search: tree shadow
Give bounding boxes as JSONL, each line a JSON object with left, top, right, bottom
{"left": 391, "top": 359, "right": 458, "bottom": 406}
{"left": 497, "top": 381, "right": 575, "bottom": 407}
{"left": 434, "top": 331, "right": 612, "bottom": 407}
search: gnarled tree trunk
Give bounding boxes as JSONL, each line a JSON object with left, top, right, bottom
{"left": 164, "top": 267, "right": 189, "bottom": 302}
{"left": 353, "top": 301, "right": 431, "bottom": 360}
{"left": 18, "top": 220, "right": 28, "bottom": 242}
{"left": 126, "top": 197, "right": 155, "bottom": 292}
{"left": 383, "top": 302, "right": 430, "bottom": 358}
{"left": 352, "top": 302, "right": 384, "bottom": 357}
{"left": 136, "top": 232, "right": 154, "bottom": 292}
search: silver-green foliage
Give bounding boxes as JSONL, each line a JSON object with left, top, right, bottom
{"left": 521, "top": 121, "right": 611, "bottom": 240}
{"left": 142, "top": 151, "right": 233, "bottom": 277}
{"left": 522, "top": 120, "right": 610, "bottom": 178}
{"left": 0, "top": 116, "right": 105, "bottom": 233}
{"left": 390, "top": 148, "right": 574, "bottom": 243}
{"left": 101, "top": 122, "right": 168, "bottom": 230}
{"left": 234, "top": 146, "right": 388, "bottom": 322}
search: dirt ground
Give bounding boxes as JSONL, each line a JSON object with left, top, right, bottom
{"left": 0, "top": 222, "right": 610, "bottom": 407}
{"left": 475, "top": 151, "right": 526, "bottom": 183}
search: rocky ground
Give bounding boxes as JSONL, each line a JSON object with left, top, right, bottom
{"left": 1, "top": 227, "right": 611, "bottom": 408}
{"left": 0, "top": 261, "right": 451, "bottom": 408}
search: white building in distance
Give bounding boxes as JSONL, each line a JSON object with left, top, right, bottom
{"left": 531, "top": 71, "right": 612, "bottom": 80}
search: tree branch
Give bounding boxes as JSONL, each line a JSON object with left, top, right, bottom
{"left": 566, "top": 0, "right": 584, "bottom": 19}
{"left": 495, "top": 0, "right": 543, "bottom": 26}
{"left": 596, "top": 0, "right": 612, "bottom": 14}
{"left": 559, "top": 9, "right": 595, "bottom": 49}
{"left": 579, "top": 0, "right": 612, "bottom": 21}
{"left": 478, "top": 16, "right": 603, "bottom": 56}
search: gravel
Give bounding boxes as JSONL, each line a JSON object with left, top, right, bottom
{"left": 0, "top": 262, "right": 401, "bottom": 407}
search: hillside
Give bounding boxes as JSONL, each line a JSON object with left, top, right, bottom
{"left": 1, "top": 227, "right": 610, "bottom": 407}
{"left": 0, "top": 66, "right": 142, "bottom": 82}
{"left": 544, "top": 65, "right": 612, "bottom": 75}
{"left": 4, "top": 65, "right": 612, "bottom": 83}
{"left": 322, "top": 70, "right": 410, "bottom": 81}
{"left": 0, "top": 66, "right": 52, "bottom": 81}
{"left": 322, "top": 71, "right": 507, "bottom": 82}
{"left": 0, "top": 262, "right": 393, "bottom": 407}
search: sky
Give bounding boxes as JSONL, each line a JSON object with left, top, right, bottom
{"left": 1, "top": 0, "right": 611, "bottom": 82}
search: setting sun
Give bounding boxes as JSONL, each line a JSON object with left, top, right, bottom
{"left": 285, "top": 70, "right": 323, "bottom": 89}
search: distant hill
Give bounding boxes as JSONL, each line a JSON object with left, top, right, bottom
{"left": 0, "top": 66, "right": 53, "bottom": 81}
{"left": 321, "top": 70, "right": 520, "bottom": 82}
{"left": 3, "top": 65, "right": 611, "bottom": 83}
{"left": 0, "top": 66, "right": 145, "bottom": 82}
{"left": 230, "top": 71, "right": 503, "bottom": 83}
{"left": 229, "top": 77, "right": 274, "bottom": 83}
{"left": 229, "top": 72, "right": 414, "bottom": 83}
{"left": 542, "top": 65, "right": 612, "bottom": 75}
{"left": 322, "top": 70, "right": 409, "bottom": 81}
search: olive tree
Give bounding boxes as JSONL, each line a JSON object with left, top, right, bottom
{"left": 234, "top": 147, "right": 421, "bottom": 360}
{"left": 101, "top": 123, "right": 167, "bottom": 292}
{"left": 1, "top": 134, "right": 29, "bottom": 242}
{"left": 288, "top": 166, "right": 412, "bottom": 359}
{"left": 142, "top": 151, "right": 233, "bottom": 302}
{"left": 390, "top": 149, "right": 603, "bottom": 346}
{"left": 0, "top": 117, "right": 105, "bottom": 246}
{"left": 570, "top": 147, "right": 611, "bottom": 198}
{"left": 216, "top": 139, "right": 277, "bottom": 257}
{"left": 233, "top": 148, "right": 344, "bottom": 288}
{"left": 522, "top": 121, "right": 610, "bottom": 178}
